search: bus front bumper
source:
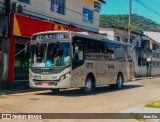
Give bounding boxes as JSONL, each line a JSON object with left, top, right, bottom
{"left": 29, "top": 76, "right": 72, "bottom": 89}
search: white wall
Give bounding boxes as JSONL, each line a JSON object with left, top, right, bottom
{"left": 144, "top": 31, "right": 160, "bottom": 43}
{"left": 100, "top": 27, "right": 142, "bottom": 43}
{"left": 99, "top": 28, "right": 115, "bottom": 40}
{"left": 11, "top": 0, "right": 101, "bottom": 33}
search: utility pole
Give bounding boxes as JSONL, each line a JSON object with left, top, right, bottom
{"left": 128, "top": 0, "right": 132, "bottom": 43}
{"left": 1, "top": 0, "right": 10, "bottom": 89}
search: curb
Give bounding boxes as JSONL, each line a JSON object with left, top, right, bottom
{"left": 133, "top": 77, "right": 156, "bottom": 81}
{"left": 0, "top": 88, "right": 45, "bottom": 95}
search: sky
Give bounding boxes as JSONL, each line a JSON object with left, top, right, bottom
{"left": 100, "top": 0, "right": 160, "bottom": 24}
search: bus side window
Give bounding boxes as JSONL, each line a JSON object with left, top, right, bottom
{"left": 86, "top": 39, "right": 95, "bottom": 53}
{"left": 104, "top": 42, "right": 115, "bottom": 61}
{"left": 96, "top": 41, "right": 104, "bottom": 53}
{"left": 115, "top": 44, "right": 126, "bottom": 61}
{"left": 126, "top": 46, "right": 133, "bottom": 62}
{"left": 72, "top": 37, "right": 85, "bottom": 69}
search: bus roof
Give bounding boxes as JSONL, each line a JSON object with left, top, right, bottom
{"left": 72, "top": 32, "right": 134, "bottom": 47}
{"left": 32, "top": 31, "right": 133, "bottom": 47}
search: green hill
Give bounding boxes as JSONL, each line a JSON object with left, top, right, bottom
{"left": 100, "top": 14, "right": 160, "bottom": 31}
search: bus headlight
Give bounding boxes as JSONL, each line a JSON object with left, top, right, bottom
{"left": 65, "top": 72, "right": 70, "bottom": 78}
{"left": 60, "top": 72, "right": 71, "bottom": 81}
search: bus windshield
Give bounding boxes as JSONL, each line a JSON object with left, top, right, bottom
{"left": 30, "top": 42, "right": 71, "bottom": 68}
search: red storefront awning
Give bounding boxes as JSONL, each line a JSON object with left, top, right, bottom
{"left": 12, "top": 14, "right": 82, "bottom": 37}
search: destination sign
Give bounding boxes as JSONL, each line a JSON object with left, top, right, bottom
{"left": 32, "top": 33, "right": 68, "bottom": 41}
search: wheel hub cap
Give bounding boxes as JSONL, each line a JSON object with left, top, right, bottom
{"left": 118, "top": 77, "right": 122, "bottom": 87}
{"left": 86, "top": 79, "right": 92, "bottom": 90}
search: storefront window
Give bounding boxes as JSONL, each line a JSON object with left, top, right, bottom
{"left": 14, "top": 38, "right": 30, "bottom": 80}
{"left": 51, "top": 0, "right": 65, "bottom": 15}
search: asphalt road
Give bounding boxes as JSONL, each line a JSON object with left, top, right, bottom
{"left": 0, "top": 78, "right": 160, "bottom": 122}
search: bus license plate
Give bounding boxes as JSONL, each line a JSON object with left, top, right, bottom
{"left": 41, "top": 82, "right": 49, "bottom": 86}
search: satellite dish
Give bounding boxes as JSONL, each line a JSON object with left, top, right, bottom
{"left": 147, "top": 57, "right": 151, "bottom": 62}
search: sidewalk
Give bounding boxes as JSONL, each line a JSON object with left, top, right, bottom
{"left": 0, "top": 88, "right": 45, "bottom": 95}
{"left": 0, "top": 80, "right": 45, "bottom": 95}
{"left": 121, "top": 104, "right": 160, "bottom": 121}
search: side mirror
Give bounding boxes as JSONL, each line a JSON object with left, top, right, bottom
{"left": 74, "top": 47, "right": 79, "bottom": 60}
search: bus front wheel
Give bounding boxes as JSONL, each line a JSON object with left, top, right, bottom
{"left": 83, "top": 76, "right": 93, "bottom": 94}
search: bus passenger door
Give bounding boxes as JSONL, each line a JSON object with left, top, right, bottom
{"left": 104, "top": 42, "right": 116, "bottom": 84}
{"left": 72, "top": 37, "right": 85, "bottom": 88}
{"left": 85, "top": 39, "right": 97, "bottom": 85}
{"left": 96, "top": 41, "right": 107, "bottom": 85}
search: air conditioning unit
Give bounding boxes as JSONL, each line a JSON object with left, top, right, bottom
{"left": 12, "top": 2, "right": 26, "bottom": 13}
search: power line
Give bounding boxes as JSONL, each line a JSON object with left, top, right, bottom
{"left": 134, "top": 0, "right": 160, "bottom": 17}
{"left": 138, "top": 1, "right": 160, "bottom": 6}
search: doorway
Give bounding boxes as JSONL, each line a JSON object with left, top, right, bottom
{"left": 14, "top": 38, "right": 30, "bottom": 80}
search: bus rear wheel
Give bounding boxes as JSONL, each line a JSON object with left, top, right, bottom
{"left": 116, "top": 74, "right": 123, "bottom": 88}
{"left": 51, "top": 89, "right": 60, "bottom": 94}
{"left": 83, "top": 76, "right": 94, "bottom": 94}
{"left": 109, "top": 74, "right": 123, "bottom": 89}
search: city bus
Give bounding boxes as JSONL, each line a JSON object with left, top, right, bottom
{"left": 29, "top": 31, "right": 134, "bottom": 94}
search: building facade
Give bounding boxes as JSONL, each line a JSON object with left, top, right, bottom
{"left": 134, "top": 35, "right": 152, "bottom": 77}
{"left": 11, "top": 0, "right": 105, "bottom": 33}
{"left": 100, "top": 26, "right": 142, "bottom": 44}
{"left": 0, "top": 0, "right": 105, "bottom": 88}
{"left": 144, "top": 30, "right": 160, "bottom": 76}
